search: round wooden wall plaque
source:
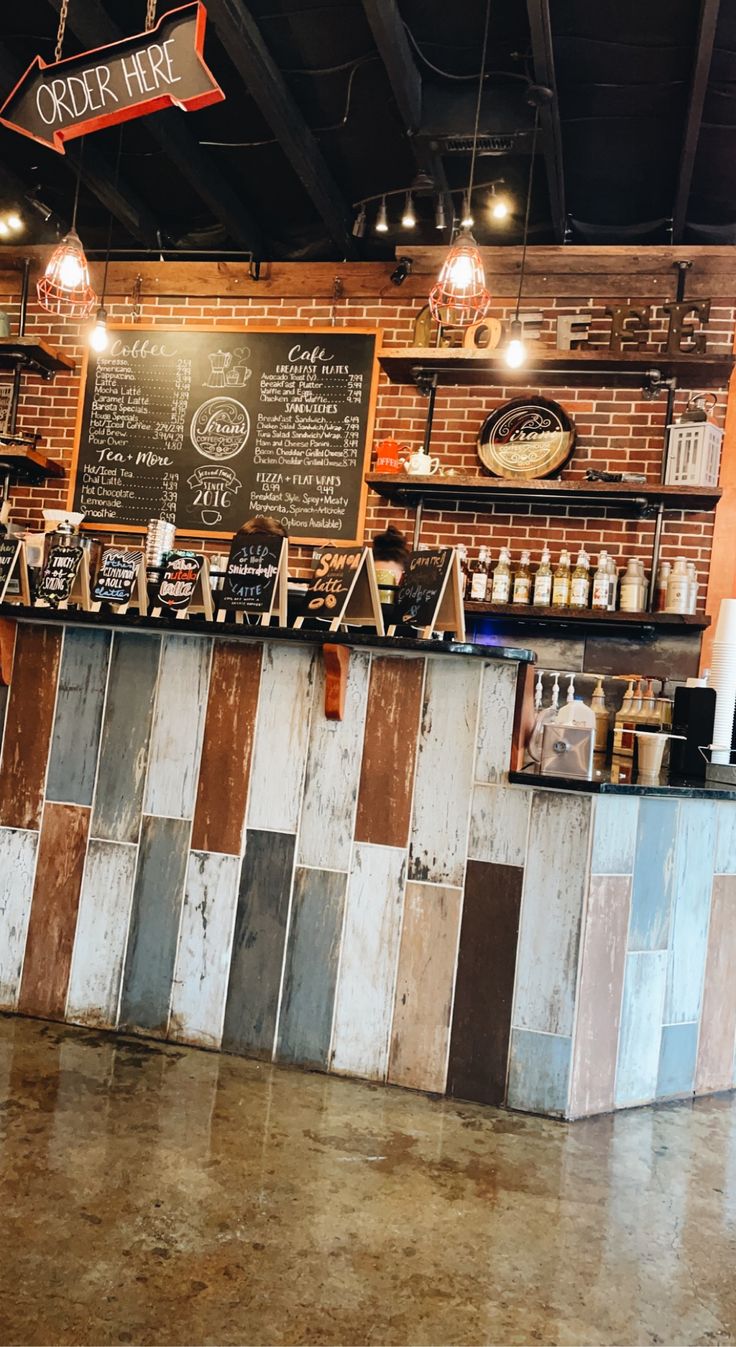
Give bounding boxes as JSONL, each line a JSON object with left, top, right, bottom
{"left": 478, "top": 395, "right": 576, "bottom": 479}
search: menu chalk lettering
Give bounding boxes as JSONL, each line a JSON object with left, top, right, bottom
{"left": 0, "top": 538, "right": 23, "bottom": 602}
{"left": 155, "top": 553, "right": 203, "bottom": 613}
{"left": 221, "top": 532, "right": 286, "bottom": 622}
{"left": 296, "top": 545, "right": 384, "bottom": 634}
{"left": 36, "top": 546, "right": 85, "bottom": 608}
{"left": 93, "top": 548, "right": 144, "bottom": 606}
{"left": 393, "top": 549, "right": 465, "bottom": 640}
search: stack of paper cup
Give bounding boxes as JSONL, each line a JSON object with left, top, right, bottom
{"left": 145, "top": 518, "right": 176, "bottom": 568}
{"left": 710, "top": 598, "right": 736, "bottom": 764}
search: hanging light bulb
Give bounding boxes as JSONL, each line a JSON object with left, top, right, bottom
{"left": 37, "top": 227, "right": 96, "bottom": 316}
{"left": 504, "top": 318, "right": 527, "bottom": 369}
{"left": 461, "top": 193, "right": 474, "bottom": 229}
{"left": 6, "top": 212, "right": 23, "bottom": 232}
{"left": 375, "top": 196, "right": 389, "bottom": 233}
{"left": 401, "top": 192, "right": 416, "bottom": 229}
{"left": 352, "top": 204, "right": 366, "bottom": 238}
{"left": 490, "top": 185, "right": 509, "bottom": 221}
{"left": 434, "top": 196, "right": 446, "bottom": 231}
{"left": 89, "top": 306, "right": 109, "bottom": 354}
{"left": 429, "top": 230, "right": 491, "bottom": 326}
{"left": 0, "top": 220, "right": 9, "bottom": 239}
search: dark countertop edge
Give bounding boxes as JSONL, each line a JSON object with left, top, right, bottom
{"left": 0, "top": 604, "right": 535, "bottom": 664}
{"left": 508, "top": 769, "right": 736, "bottom": 802}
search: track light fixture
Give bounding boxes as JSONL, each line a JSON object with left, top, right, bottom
{"left": 375, "top": 196, "right": 388, "bottom": 233}
{"left": 390, "top": 256, "right": 413, "bottom": 287}
{"left": 401, "top": 192, "right": 416, "bottom": 229}
{"left": 352, "top": 204, "right": 366, "bottom": 238}
{"left": 460, "top": 193, "right": 474, "bottom": 229}
{"left": 490, "top": 183, "right": 509, "bottom": 221}
{"left": 353, "top": 176, "right": 509, "bottom": 240}
{"left": 435, "top": 197, "right": 446, "bottom": 231}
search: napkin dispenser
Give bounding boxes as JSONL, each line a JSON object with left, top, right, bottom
{"left": 540, "top": 724, "right": 594, "bottom": 780}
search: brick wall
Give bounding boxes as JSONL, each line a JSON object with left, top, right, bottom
{"left": 1, "top": 285, "right": 731, "bottom": 591}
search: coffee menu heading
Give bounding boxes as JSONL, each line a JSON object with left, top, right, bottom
{"left": 71, "top": 327, "right": 379, "bottom": 542}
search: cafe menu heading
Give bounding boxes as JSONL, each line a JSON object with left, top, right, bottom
{"left": 70, "top": 326, "right": 379, "bottom": 543}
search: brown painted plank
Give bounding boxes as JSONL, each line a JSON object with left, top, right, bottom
{"left": 388, "top": 880, "right": 462, "bottom": 1095}
{"left": 568, "top": 875, "right": 631, "bottom": 1118}
{"left": 18, "top": 803, "right": 90, "bottom": 1020}
{"left": 191, "top": 642, "right": 262, "bottom": 855}
{"left": 0, "top": 624, "right": 63, "bottom": 830}
{"left": 447, "top": 860, "right": 523, "bottom": 1106}
{"left": 355, "top": 656, "right": 425, "bottom": 848}
{"left": 696, "top": 876, "right": 736, "bottom": 1093}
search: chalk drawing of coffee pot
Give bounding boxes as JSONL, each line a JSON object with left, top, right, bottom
{"left": 226, "top": 347, "right": 252, "bottom": 388}
{"left": 204, "top": 350, "right": 232, "bottom": 388}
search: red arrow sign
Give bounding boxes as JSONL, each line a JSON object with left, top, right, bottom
{"left": 0, "top": 2, "right": 224, "bottom": 153}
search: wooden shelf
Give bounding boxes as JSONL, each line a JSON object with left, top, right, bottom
{"left": 366, "top": 474, "right": 722, "bottom": 514}
{"left": 465, "top": 601, "right": 711, "bottom": 633}
{"left": 0, "top": 446, "right": 65, "bottom": 483}
{"left": 378, "top": 347, "right": 734, "bottom": 390}
{"left": 0, "top": 337, "right": 75, "bottom": 379}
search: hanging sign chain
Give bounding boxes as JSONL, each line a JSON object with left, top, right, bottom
{"left": 54, "top": 0, "right": 69, "bottom": 63}
{"left": 145, "top": 0, "right": 157, "bottom": 31}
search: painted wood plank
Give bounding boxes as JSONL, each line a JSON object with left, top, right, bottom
{"left": 506, "top": 1029, "right": 572, "bottom": 1116}
{"left": 388, "top": 881, "right": 462, "bottom": 1095}
{"left": 657, "top": 1022, "right": 698, "bottom": 1098}
{"left": 447, "top": 860, "right": 523, "bottom": 1106}
{"left": 119, "top": 815, "right": 190, "bottom": 1035}
{"left": 331, "top": 843, "right": 406, "bottom": 1080}
{"left": 46, "top": 627, "right": 111, "bottom": 807}
{"left": 474, "top": 661, "right": 520, "bottom": 783}
{"left": 18, "top": 804, "right": 90, "bottom": 1020}
{"left": 276, "top": 866, "right": 346, "bottom": 1070}
{"left": 169, "top": 850, "right": 241, "bottom": 1047}
{"left": 628, "top": 799, "right": 677, "bottom": 951}
{"left": 615, "top": 950, "right": 668, "bottom": 1107}
{"left": 696, "top": 875, "right": 736, "bottom": 1093}
{"left": 0, "top": 828, "right": 39, "bottom": 1010}
{"left": 222, "top": 830, "right": 296, "bottom": 1059}
{"left": 408, "top": 658, "right": 481, "bottom": 886}
{"left": 191, "top": 643, "right": 262, "bottom": 855}
{"left": 468, "top": 783, "right": 530, "bottom": 867}
{"left": 297, "top": 651, "right": 370, "bottom": 871}
{"left": 590, "top": 796, "right": 639, "bottom": 875}
{"left": 66, "top": 840, "right": 138, "bottom": 1028}
{"left": 91, "top": 632, "right": 161, "bottom": 844}
{"left": 0, "top": 624, "right": 62, "bottom": 830}
{"left": 714, "top": 802, "right": 736, "bottom": 874}
{"left": 354, "top": 658, "right": 425, "bottom": 848}
{"left": 247, "top": 645, "right": 315, "bottom": 834}
{"left": 569, "top": 875, "right": 631, "bottom": 1118}
{"left": 664, "top": 801, "right": 717, "bottom": 1024}
{"left": 144, "top": 634, "right": 212, "bottom": 820}
{"left": 512, "top": 791, "right": 591, "bottom": 1037}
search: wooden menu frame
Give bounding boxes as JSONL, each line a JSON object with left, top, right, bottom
{"left": 68, "top": 325, "right": 383, "bottom": 546}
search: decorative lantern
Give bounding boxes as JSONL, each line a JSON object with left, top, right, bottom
{"left": 665, "top": 394, "right": 723, "bottom": 488}
{"left": 428, "top": 230, "right": 491, "bottom": 327}
{"left": 37, "top": 228, "right": 97, "bottom": 318}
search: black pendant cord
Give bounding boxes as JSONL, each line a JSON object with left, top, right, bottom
{"left": 100, "top": 130, "right": 124, "bottom": 307}
{"left": 70, "top": 136, "right": 85, "bottom": 233}
{"left": 514, "top": 108, "right": 539, "bottom": 322}
{"left": 466, "top": 0, "right": 493, "bottom": 212}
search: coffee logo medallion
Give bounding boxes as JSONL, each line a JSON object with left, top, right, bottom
{"left": 478, "top": 395, "right": 575, "bottom": 479}
{"left": 190, "top": 397, "right": 250, "bottom": 461}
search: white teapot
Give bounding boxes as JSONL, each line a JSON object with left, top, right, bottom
{"left": 404, "top": 450, "right": 441, "bottom": 476}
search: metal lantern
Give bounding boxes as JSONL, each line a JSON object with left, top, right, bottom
{"left": 428, "top": 230, "right": 491, "bottom": 327}
{"left": 665, "top": 394, "right": 723, "bottom": 488}
{"left": 37, "top": 228, "right": 97, "bottom": 317}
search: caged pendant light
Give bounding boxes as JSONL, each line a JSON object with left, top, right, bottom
{"left": 429, "top": 0, "right": 492, "bottom": 326}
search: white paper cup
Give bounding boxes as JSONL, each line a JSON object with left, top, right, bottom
{"left": 715, "top": 599, "right": 736, "bottom": 644}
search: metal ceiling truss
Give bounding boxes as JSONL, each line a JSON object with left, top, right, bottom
{"left": 672, "top": 0, "right": 721, "bottom": 243}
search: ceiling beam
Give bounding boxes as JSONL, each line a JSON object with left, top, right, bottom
{"left": 205, "top": 0, "right": 358, "bottom": 257}
{"left": 526, "top": 0, "right": 566, "bottom": 243}
{"left": 672, "top": 0, "right": 721, "bottom": 243}
{"left": 44, "top": 0, "right": 262, "bottom": 254}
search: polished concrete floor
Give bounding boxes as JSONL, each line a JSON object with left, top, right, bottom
{"left": 1, "top": 1017, "right": 735, "bottom": 1347}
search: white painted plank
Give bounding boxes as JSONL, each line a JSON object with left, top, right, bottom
{"left": 590, "top": 796, "right": 639, "bottom": 875}
{"left": 408, "top": 658, "right": 481, "bottom": 887}
{"left": 331, "top": 843, "right": 406, "bottom": 1080}
{"left": 169, "top": 850, "right": 241, "bottom": 1048}
{"left": 474, "top": 661, "right": 520, "bottom": 783}
{"left": 468, "top": 782, "right": 531, "bottom": 867}
{"left": 248, "top": 644, "right": 316, "bottom": 833}
{"left": 615, "top": 950, "right": 668, "bottom": 1107}
{"left": 66, "top": 840, "right": 138, "bottom": 1027}
{"left": 0, "top": 828, "right": 38, "bottom": 1009}
{"left": 144, "top": 634, "right": 212, "bottom": 820}
{"left": 664, "top": 801, "right": 717, "bottom": 1024}
{"left": 297, "top": 650, "right": 370, "bottom": 871}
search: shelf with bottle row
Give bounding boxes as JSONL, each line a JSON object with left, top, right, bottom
{"left": 377, "top": 348, "right": 735, "bottom": 390}
{"left": 464, "top": 601, "right": 711, "bottom": 633}
{"left": 366, "top": 474, "right": 722, "bottom": 516}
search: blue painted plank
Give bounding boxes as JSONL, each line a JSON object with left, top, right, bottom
{"left": 506, "top": 1029, "right": 572, "bottom": 1116}
{"left": 91, "top": 632, "right": 161, "bottom": 843}
{"left": 615, "top": 950, "right": 668, "bottom": 1107}
{"left": 657, "top": 1022, "right": 698, "bottom": 1098}
{"left": 628, "top": 800, "right": 677, "bottom": 951}
{"left": 590, "top": 796, "right": 639, "bottom": 875}
{"left": 144, "top": 634, "right": 212, "bottom": 820}
{"left": 119, "top": 815, "right": 190, "bottom": 1034}
{"left": 664, "top": 802, "right": 717, "bottom": 1024}
{"left": 276, "top": 866, "right": 347, "bottom": 1070}
{"left": 46, "top": 628, "right": 112, "bottom": 807}
{"left": 714, "top": 802, "right": 736, "bottom": 875}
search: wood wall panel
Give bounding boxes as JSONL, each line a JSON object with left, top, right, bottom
{"left": 696, "top": 876, "right": 736, "bottom": 1092}
{"left": 297, "top": 651, "right": 370, "bottom": 871}
{"left": 169, "top": 850, "right": 241, "bottom": 1047}
{"left": 18, "top": 803, "right": 90, "bottom": 1020}
{"left": 590, "top": 796, "right": 639, "bottom": 875}
{"left": 447, "top": 860, "right": 523, "bottom": 1106}
{"left": 657, "top": 1022, "right": 698, "bottom": 1098}
{"left": 628, "top": 799, "right": 678, "bottom": 951}
{"left": 354, "top": 657, "right": 424, "bottom": 848}
{"left": 247, "top": 645, "right": 315, "bottom": 834}
{"left": 91, "top": 632, "right": 161, "bottom": 843}
{"left": 276, "top": 866, "right": 347, "bottom": 1070}
{"left": 192, "top": 642, "right": 262, "bottom": 855}
{"left": 388, "top": 881, "right": 462, "bottom": 1095}
{"left": 615, "top": 950, "right": 668, "bottom": 1107}
{"left": 144, "top": 634, "right": 212, "bottom": 820}
{"left": 474, "top": 661, "right": 520, "bottom": 784}
{"left": 506, "top": 1029, "right": 572, "bottom": 1116}
{"left": 408, "top": 659, "right": 480, "bottom": 886}
{"left": 66, "top": 840, "right": 138, "bottom": 1028}
{"left": 222, "top": 829, "right": 296, "bottom": 1059}
{"left": 569, "top": 875, "right": 631, "bottom": 1118}
{"left": 119, "top": 815, "right": 190, "bottom": 1034}
{"left": 468, "top": 783, "right": 530, "bottom": 867}
{"left": 665, "top": 801, "right": 717, "bottom": 1024}
{"left": 46, "top": 627, "right": 111, "bottom": 807}
{"left": 0, "top": 828, "right": 39, "bottom": 1010}
{"left": 0, "top": 624, "right": 62, "bottom": 830}
{"left": 331, "top": 843, "right": 406, "bottom": 1080}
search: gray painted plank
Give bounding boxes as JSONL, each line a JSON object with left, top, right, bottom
{"left": 297, "top": 651, "right": 370, "bottom": 871}
{"left": 66, "top": 840, "right": 138, "bottom": 1027}
{"left": 222, "top": 829, "right": 296, "bottom": 1059}
{"left": 248, "top": 645, "right": 316, "bottom": 834}
{"left": 468, "top": 783, "right": 531, "bottom": 867}
{"left": 144, "top": 634, "right": 212, "bottom": 820}
{"left": 628, "top": 799, "right": 677, "bottom": 951}
{"left": 714, "top": 802, "right": 736, "bottom": 874}
{"left": 46, "top": 628, "right": 112, "bottom": 806}
{"left": 408, "top": 658, "right": 481, "bottom": 886}
{"left": 169, "top": 850, "right": 241, "bottom": 1048}
{"left": 590, "top": 796, "right": 639, "bottom": 875}
{"left": 474, "top": 661, "right": 520, "bottom": 783}
{"left": 276, "top": 866, "right": 347, "bottom": 1070}
{"left": 119, "top": 815, "right": 190, "bottom": 1034}
{"left": 664, "top": 801, "right": 717, "bottom": 1024}
{"left": 91, "top": 633, "right": 161, "bottom": 843}
{"left": 0, "top": 828, "right": 38, "bottom": 1009}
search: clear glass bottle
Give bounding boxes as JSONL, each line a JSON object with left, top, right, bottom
{"left": 606, "top": 554, "right": 619, "bottom": 611}
{"left": 570, "top": 548, "right": 591, "bottom": 609}
{"left": 655, "top": 559, "right": 671, "bottom": 612}
{"left": 686, "top": 561, "right": 698, "bottom": 615}
{"left": 532, "top": 544, "right": 553, "bottom": 606}
{"left": 591, "top": 551, "right": 611, "bottom": 611}
{"left": 665, "top": 556, "right": 690, "bottom": 613}
{"left": 490, "top": 546, "right": 512, "bottom": 604}
{"left": 468, "top": 545, "right": 491, "bottom": 601}
{"left": 620, "top": 557, "right": 646, "bottom": 612}
{"left": 551, "top": 548, "right": 571, "bottom": 608}
{"left": 513, "top": 549, "right": 532, "bottom": 605}
{"left": 456, "top": 543, "right": 469, "bottom": 599}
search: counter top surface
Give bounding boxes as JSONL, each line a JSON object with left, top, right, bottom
{"left": 0, "top": 604, "right": 535, "bottom": 664}
{"left": 509, "top": 765, "right": 736, "bottom": 800}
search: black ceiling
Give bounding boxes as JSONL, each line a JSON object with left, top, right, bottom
{"left": 0, "top": 0, "right": 734, "bottom": 260}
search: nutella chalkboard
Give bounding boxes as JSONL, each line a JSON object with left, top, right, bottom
{"left": 156, "top": 553, "right": 203, "bottom": 612}
{"left": 221, "top": 533, "right": 285, "bottom": 614}
{"left": 70, "top": 326, "right": 379, "bottom": 543}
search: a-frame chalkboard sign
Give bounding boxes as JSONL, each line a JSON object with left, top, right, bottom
{"left": 216, "top": 532, "right": 288, "bottom": 626}
{"left": 91, "top": 547, "right": 148, "bottom": 615}
{"left": 295, "top": 545, "right": 384, "bottom": 634}
{"left": 35, "top": 545, "right": 92, "bottom": 611}
{"left": 389, "top": 549, "right": 465, "bottom": 640}
{"left": 0, "top": 537, "right": 31, "bottom": 605}
{"left": 151, "top": 552, "right": 214, "bottom": 620}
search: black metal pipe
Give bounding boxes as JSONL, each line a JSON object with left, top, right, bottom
{"left": 8, "top": 258, "right": 30, "bottom": 437}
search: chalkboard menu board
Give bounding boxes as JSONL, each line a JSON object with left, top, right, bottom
{"left": 222, "top": 532, "right": 285, "bottom": 613}
{"left": 70, "top": 326, "right": 379, "bottom": 543}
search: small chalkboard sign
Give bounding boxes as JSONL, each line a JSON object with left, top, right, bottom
{"left": 218, "top": 532, "right": 288, "bottom": 626}
{"left": 92, "top": 547, "right": 147, "bottom": 614}
{"left": 391, "top": 549, "right": 465, "bottom": 640}
{"left": 295, "top": 545, "right": 383, "bottom": 634}
{"left": 36, "top": 545, "right": 91, "bottom": 611}
{"left": 151, "top": 552, "right": 213, "bottom": 620}
{"left": 0, "top": 537, "right": 30, "bottom": 605}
